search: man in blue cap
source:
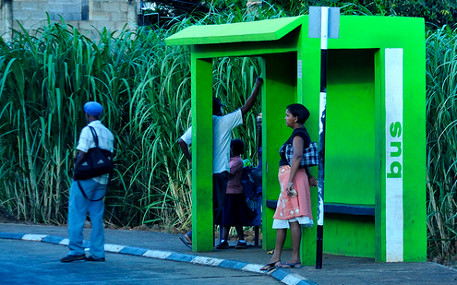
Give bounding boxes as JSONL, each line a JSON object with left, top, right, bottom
{"left": 61, "top": 101, "right": 114, "bottom": 262}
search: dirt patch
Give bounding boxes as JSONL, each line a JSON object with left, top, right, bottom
{"left": 0, "top": 206, "right": 19, "bottom": 223}
{"left": 104, "top": 223, "right": 260, "bottom": 243}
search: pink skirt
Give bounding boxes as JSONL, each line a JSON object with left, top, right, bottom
{"left": 273, "top": 165, "right": 313, "bottom": 223}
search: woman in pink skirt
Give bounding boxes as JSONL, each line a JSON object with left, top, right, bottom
{"left": 260, "top": 103, "right": 317, "bottom": 270}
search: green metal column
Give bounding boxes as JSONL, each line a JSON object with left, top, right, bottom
{"left": 297, "top": 26, "right": 320, "bottom": 265}
{"left": 401, "top": 30, "right": 426, "bottom": 262}
{"left": 262, "top": 52, "right": 298, "bottom": 250}
{"left": 374, "top": 48, "right": 386, "bottom": 262}
{"left": 191, "top": 55, "right": 213, "bottom": 251}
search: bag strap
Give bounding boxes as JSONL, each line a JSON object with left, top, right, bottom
{"left": 77, "top": 180, "right": 105, "bottom": 202}
{"left": 88, "top": 126, "right": 99, "bottom": 148}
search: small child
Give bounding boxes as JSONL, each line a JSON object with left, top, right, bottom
{"left": 217, "top": 139, "right": 251, "bottom": 249}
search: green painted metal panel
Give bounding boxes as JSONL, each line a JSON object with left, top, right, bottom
{"left": 397, "top": 22, "right": 426, "bottom": 262}
{"left": 329, "top": 16, "right": 422, "bottom": 49}
{"left": 374, "top": 49, "right": 386, "bottom": 262}
{"left": 324, "top": 214, "right": 375, "bottom": 257}
{"left": 325, "top": 49, "right": 376, "bottom": 206}
{"left": 189, "top": 29, "right": 300, "bottom": 59}
{"left": 191, "top": 57, "right": 214, "bottom": 251}
{"left": 323, "top": 49, "right": 377, "bottom": 259}
{"left": 165, "top": 16, "right": 304, "bottom": 46}
{"left": 262, "top": 53, "right": 298, "bottom": 250}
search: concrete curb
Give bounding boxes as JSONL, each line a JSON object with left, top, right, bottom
{"left": 0, "top": 232, "right": 318, "bottom": 285}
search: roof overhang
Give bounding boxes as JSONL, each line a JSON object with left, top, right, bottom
{"left": 165, "top": 16, "right": 305, "bottom": 46}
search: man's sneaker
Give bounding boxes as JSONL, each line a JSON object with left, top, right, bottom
{"left": 86, "top": 256, "right": 105, "bottom": 262}
{"left": 216, "top": 241, "right": 229, "bottom": 249}
{"left": 235, "top": 241, "right": 247, "bottom": 249}
{"left": 60, "top": 254, "right": 86, "bottom": 263}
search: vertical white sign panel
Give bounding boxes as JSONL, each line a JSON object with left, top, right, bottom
{"left": 385, "top": 48, "right": 404, "bottom": 262}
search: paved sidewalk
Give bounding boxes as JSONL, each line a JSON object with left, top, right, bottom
{"left": 1, "top": 223, "right": 457, "bottom": 284}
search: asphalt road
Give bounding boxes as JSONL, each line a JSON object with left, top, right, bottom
{"left": 0, "top": 239, "right": 279, "bottom": 284}
{"left": 2, "top": 223, "right": 457, "bottom": 285}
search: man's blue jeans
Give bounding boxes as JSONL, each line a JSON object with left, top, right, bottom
{"left": 68, "top": 179, "right": 106, "bottom": 259}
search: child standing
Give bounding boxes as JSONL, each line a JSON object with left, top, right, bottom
{"left": 217, "top": 139, "right": 251, "bottom": 249}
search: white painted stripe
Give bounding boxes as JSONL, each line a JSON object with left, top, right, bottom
{"left": 318, "top": 92, "right": 326, "bottom": 138}
{"left": 241, "top": 263, "right": 264, "bottom": 273}
{"left": 320, "top": 7, "right": 329, "bottom": 50}
{"left": 190, "top": 256, "right": 224, "bottom": 266}
{"left": 282, "top": 273, "right": 308, "bottom": 285}
{"left": 59, "top": 238, "right": 69, "bottom": 245}
{"left": 317, "top": 91, "right": 326, "bottom": 226}
{"left": 142, "top": 249, "right": 173, "bottom": 259}
{"left": 385, "top": 48, "right": 404, "bottom": 262}
{"left": 22, "top": 234, "right": 47, "bottom": 241}
{"left": 104, "top": 243, "right": 125, "bottom": 253}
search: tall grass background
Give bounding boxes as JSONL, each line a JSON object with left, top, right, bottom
{"left": 0, "top": 11, "right": 264, "bottom": 230}
{"left": 425, "top": 25, "right": 457, "bottom": 263}
{"left": 0, "top": 3, "right": 456, "bottom": 263}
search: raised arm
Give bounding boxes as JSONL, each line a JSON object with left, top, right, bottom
{"left": 241, "top": 77, "right": 263, "bottom": 116}
{"left": 179, "top": 139, "right": 192, "bottom": 163}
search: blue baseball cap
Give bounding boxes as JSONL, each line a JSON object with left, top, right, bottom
{"left": 84, "top": 101, "right": 103, "bottom": 116}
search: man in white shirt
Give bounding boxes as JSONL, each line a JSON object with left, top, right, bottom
{"left": 61, "top": 101, "right": 114, "bottom": 262}
{"left": 178, "top": 77, "right": 263, "bottom": 247}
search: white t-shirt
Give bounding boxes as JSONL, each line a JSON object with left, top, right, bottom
{"left": 77, "top": 120, "right": 114, "bottom": 185}
{"left": 180, "top": 109, "right": 243, "bottom": 173}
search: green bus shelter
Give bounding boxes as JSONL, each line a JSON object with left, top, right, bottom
{"left": 166, "top": 15, "right": 426, "bottom": 265}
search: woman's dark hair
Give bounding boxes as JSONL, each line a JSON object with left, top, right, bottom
{"left": 286, "top": 103, "right": 310, "bottom": 124}
{"left": 213, "top": 97, "right": 223, "bottom": 116}
{"left": 231, "top": 139, "right": 245, "bottom": 155}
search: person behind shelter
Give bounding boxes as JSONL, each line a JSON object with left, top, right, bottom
{"left": 178, "top": 77, "right": 263, "bottom": 247}
{"left": 260, "top": 103, "right": 317, "bottom": 270}
{"left": 61, "top": 101, "right": 114, "bottom": 263}
{"left": 252, "top": 112, "right": 262, "bottom": 190}
{"left": 217, "top": 139, "right": 251, "bottom": 249}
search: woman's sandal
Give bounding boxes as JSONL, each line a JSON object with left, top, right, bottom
{"left": 260, "top": 260, "right": 281, "bottom": 271}
{"left": 179, "top": 234, "right": 192, "bottom": 249}
{"left": 278, "top": 262, "right": 302, "bottom": 268}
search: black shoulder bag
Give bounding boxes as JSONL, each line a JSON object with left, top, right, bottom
{"left": 73, "top": 126, "right": 114, "bottom": 180}
{"left": 73, "top": 126, "right": 113, "bottom": 201}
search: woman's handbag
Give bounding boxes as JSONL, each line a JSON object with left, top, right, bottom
{"left": 285, "top": 141, "right": 318, "bottom": 167}
{"left": 73, "top": 126, "right": 114, "bottom": 180}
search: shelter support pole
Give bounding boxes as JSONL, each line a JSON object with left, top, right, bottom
{"left": 316, "top": 7, "right": 329, "bottom": 269}
{"left": 191, "top": 56, "right": 214, "bottom": 251}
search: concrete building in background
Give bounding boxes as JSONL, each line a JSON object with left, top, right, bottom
{"left": 1, "top": 0, "right": 13, "bottom": 42}
{"left": 0, "top": 0, "right": 139, "bottom": 41}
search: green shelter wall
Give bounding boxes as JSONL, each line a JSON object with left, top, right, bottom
{"left": 324, "top": 214, "right": 375, "bottom": 257}
{"left": 323, "top": 49, "right": 377, "bottom": 258}
{"left": 262, "top": 52, "right": 298, "bottom": 250}
{"left": 325, "top": 49, "right": 376, "bottom": 206}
